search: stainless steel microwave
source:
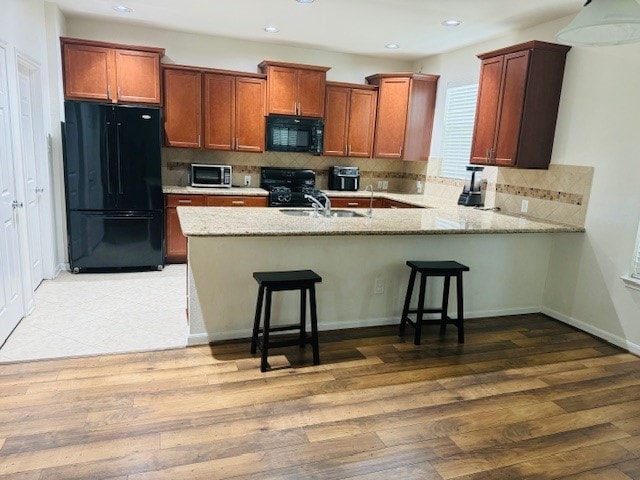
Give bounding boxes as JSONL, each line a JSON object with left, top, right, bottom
{"left": 266, "top": 115, "right": 323, "bottom": 155}
{"left": 190, "top": 164, "right": 232, "bottom": 188}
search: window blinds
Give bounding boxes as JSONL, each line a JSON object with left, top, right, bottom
{"left": 440, "top": 84, "right": 479, "bottom": 180}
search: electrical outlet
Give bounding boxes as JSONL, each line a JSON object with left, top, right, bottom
{"left": 244, "top": 175, "right": 251, "bottom": 187}
{"left": 377, "top": 180, "right": 384, "bottom": 189}
{"left": 416, "top": 181, "right": 422, "bottom": 193}
{"left": 382, "top": 181, "right": 388, "bottom": 190}
{"left": 521, "top": 199, "right": 529, "bottom": 213}
{"left": 374, "top": 277, "right": 385, "bottom": 294}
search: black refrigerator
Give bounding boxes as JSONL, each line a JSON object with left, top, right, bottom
{"left": 62, "top": 101, "right": 164, "bottom": 272}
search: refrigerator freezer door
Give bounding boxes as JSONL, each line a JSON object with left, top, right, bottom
{"left": 67, "top": 210, "right": 163, "bottom": 271}
{"left": 63, "top": 102, "right": 118, "bottom": 210}
{"left": 113, "top": 105, "right": 163, "bottom": 211}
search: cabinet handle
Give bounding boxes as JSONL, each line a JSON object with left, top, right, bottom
{"left": 117, "top": 86, "right": 121, "bottom": 99}
{"left": 347, "top": 145, "right": 351, "bottom": 156}
{"left": 178, "top": 199, "right": 192, "bottom": 204}
{"left": 347, "top": 202, "right": 359, "bottom": 206}
{"left": 198, "top": 134, "right": 201, "bottom": 148}
{"left": 399, "top": 147, "right": 403, "bottom": 157}
{"left": 231, "top": 200, "right": 245, "bottom": 205}
{"left": 107, "top": 85, "right": 111, "bottom": 100}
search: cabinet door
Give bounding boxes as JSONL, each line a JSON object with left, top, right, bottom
{"left": 163, "top": 69, "right": 202, "bottom": 148}
{"left": 373, "top": 78, "right": 410, "bottom": 159}
{"left": 493, "top": 51, "right": 529, "bottom": 167}
{"left": 235, "top": 77, "right": 265, "bottom": 152}
{"left": 114, "top": 49, "right": 161, "bottom": 104}
{"left": 470, "top": 56, "right": 504, "bottom": 165}
{"left": 267, "top": 66, "right": 297, "bottom": 115}
{"left": 348, "top": 89, "right": 377, "bottom": 157}
{"left": 63, "top": 44, "right": 112, "bottom": 101}
{"left": 165, "top": 195, "right": 206, "bottom": 263}
{"left": 204, "top": 73, "right": 234, "bottom": 151}
{"left": 297, "top": 69, "right": 326, "bottom": 118}
{"left": 323, "top": 85, "right": 349, "bottom": 156}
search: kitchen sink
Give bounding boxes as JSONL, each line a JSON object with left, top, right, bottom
{"left": 279, "top": 209, "right": 366, "bottom": 218}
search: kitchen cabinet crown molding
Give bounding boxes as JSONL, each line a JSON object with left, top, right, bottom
{"left": 477, "top": 40, "right": 571, "bottom": 60}
{"left": 60, "top": 36, "right": 165, "bottom": 56}
{"left": 161, "top": 63, "right": 266, "bottom": 79}
{"left": 258, "top": 60, "right": 331, "bottom": 73}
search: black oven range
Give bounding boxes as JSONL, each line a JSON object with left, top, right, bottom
{"left": 260, "top": 167, "right": 328, "bottom": 208}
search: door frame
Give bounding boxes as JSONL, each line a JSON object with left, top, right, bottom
{"left": 10, "top": 51, "right": 56, "bottom": 316}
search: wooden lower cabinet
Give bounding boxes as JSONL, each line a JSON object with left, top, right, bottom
{"left": 165, "top": 194, "right": 267, "bottom": 263}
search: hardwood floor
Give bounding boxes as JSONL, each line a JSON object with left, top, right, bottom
{"left": 1, "top": 313, "right": 640, "bottom": 479}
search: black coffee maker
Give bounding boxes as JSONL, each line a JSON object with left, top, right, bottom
{"left": 457, "top": 166, "right": 484, "bottom": 206}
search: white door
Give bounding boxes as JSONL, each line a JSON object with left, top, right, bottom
{"left": 0, "top": 44, "right": 24, "bottom": 344}
{"left": 17, "top": 63, "right": 43, "bottom": 290}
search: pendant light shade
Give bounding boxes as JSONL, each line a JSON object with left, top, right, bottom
{"left": 556, "top": 0, "right": 640, "bottom": 46}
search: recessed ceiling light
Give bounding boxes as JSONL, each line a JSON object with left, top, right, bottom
{"left": 296, "top": 0, "right": 315, "bottom": 3}
{"left": 264, "top": 26, "right": 280, "bottom": 33}
{"left": 113, "top": 5, "right": 132, "bottom": 13}
{"left": 442, "top": 19, "right": 461, "bottom": 27}
{"left": 385, "top": 43, "right": 400, "bottom": 49}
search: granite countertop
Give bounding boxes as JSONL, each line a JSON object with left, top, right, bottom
{"left": 163, "top": 186, "right": 268, "bottom": 196}
{"left": 176, "top": 204, "right": 584, "bottom": 237}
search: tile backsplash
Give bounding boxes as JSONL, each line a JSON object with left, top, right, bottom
{"left": 162, "top": 148, "right": 427, "bottom": 193}
{"left": 424, "top": 158, "right": 593, "bottom": 227}
{"left": 163, "top": 148, "right": 592, "bottom": 227}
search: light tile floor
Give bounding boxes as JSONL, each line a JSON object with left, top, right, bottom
{"left": 0, "top": 264, "right": 188, "bottom": 363}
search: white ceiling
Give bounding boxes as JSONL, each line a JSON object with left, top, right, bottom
{"left": 51, "top": 0, "right": 582, "bottom": 60}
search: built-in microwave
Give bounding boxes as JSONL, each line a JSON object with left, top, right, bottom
{"left": 266, "top": 115, "right": 323, "bottom": 155}
{"left": 190, "top": 164, "right": 232, "bottom": 188}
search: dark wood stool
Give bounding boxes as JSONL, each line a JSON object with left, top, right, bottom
{"left": 250, "top": 269, "right": 322, "bottom": 372}
{"left": 399, "top": 260, "right": 470, "bottom": 345}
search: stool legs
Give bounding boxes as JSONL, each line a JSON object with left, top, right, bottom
{"left": 456, "top": 273, "right": 465, "bottom": 343}
{"left": 251, "top": 284, "right": 320, "bottom": 372}
{"left": 251, "top": 285, "right": 265, "bottom": 354}
{"left": 260, "top": 289, "right": 273, "bottom": 372}
{"left": 310, "top": 285, "right": 320, "bottom": 365}
{"left": 414, "top": 273, "right": 427, "bottom": 346}
{"left": 441, "top": 276, "right": 451, "bottom": 336}
{"left": 400, "top": 268, "right": 417, "bottom": 334}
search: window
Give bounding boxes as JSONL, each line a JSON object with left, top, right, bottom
{"left": 440, "top": 84, "right": 478, "bottom": 180}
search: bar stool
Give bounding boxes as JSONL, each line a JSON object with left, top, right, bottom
{"left": 250, "top": 269, "right": 321, "bottom": 372}
{"left": 399, "top": 261, "right": 470, "bottom": 345}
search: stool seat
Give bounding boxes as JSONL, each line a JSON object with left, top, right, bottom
{"left": 251, "top": 269, "right": 321, "bottom": 372}
{"left": 400, "top": 260, "right": 469, "bottom": 345}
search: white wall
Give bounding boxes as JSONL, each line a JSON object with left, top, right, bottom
{"left": 2, "top": 0, "right": 57, "bottom": 303}
{"left": 415, "top": 17, "right": 640, "bottom": 352}
{"left": 65, "top": 18, "right": 412, "bottom": 84}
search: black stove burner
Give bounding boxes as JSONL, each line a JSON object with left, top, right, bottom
{"left": 261, "top": 167, "right": 326, "bottom": 207}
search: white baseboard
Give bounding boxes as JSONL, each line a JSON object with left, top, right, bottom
{"left": 542, "top": 307, "right": 640, "bottom": 355}
{"left": 187, "top": 305, "right": 543, "bottom": 346}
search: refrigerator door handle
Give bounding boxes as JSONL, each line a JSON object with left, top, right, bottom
{"left": 104, "top": 121, "right": 113, "bottom": 194}
{"left": 116, "top": 122, "right": 123, "bottom": 194}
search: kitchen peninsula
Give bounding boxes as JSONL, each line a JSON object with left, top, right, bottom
{"left": 178, "top": 198, "right": 583, "bottom": 345}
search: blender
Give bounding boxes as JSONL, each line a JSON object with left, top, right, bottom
{"left": 457, "top": 166, "right": 484, "bottom": 206}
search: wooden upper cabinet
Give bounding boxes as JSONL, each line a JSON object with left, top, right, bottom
{"left": 62, "top": 43, "right": 112, "bottom": 101}
{"left": 204, "top": 73, "right": 265, "bottom": 152}
{"left": 470, "top": 40, "right": 571, "bottom": 169}
{"left": 259, "top": 61, "right": 330, "bottom": 118}
{"left": 366, "top": 73, "right": 439, "bottom": 161}
{"left": 61, "top": 37, "right": 163, "bottom": 104}
{"left": 163, "top": 67, "right": 202, "bottom": 148}
{"left": 323, "top": 82, "right": 377, "bottom": 158}
{"left": 114, "top": 49, "right": 161, "bottom": 104}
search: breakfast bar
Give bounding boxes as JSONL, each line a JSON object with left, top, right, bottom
{"left": 178, "top": 202, "right": 583, "bottom": 345}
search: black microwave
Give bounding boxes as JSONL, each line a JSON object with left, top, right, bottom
{"left": 266, "top": 115, "right": 323, "bottom": 155}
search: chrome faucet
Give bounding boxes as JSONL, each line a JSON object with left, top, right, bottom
{"left": 365, "top": 184, "right": 374, "bottom": 218}
{"left": 304, "top": 193, "right": 332, "bottom": 217}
